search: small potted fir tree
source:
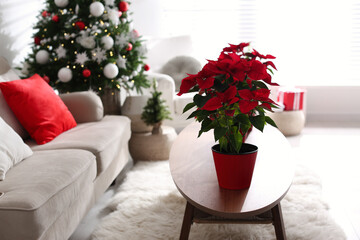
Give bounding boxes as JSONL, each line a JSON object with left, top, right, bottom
{"left": 128, "top": 81, "right": 176, "bottom": 161}
{"left": 141, "top": 81, "right": 172, "bottom": 135}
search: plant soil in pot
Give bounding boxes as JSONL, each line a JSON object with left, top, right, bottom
{"left": 212, "top": 143, "right": 258, "bottom": 190}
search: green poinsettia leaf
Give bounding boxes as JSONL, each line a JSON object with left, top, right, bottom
{"left": 214, "top": 127, "right": 227, "bottom": 141}
{"left": 187, "top": 109, "right": 204, "bottom": 120}
{"left": 193, "top": 94, "right": 212, "bottom": 108}
{"left": 229, "top": 128, "right": 243, "bottom": 153}
{"left": 240, "top": 123, "right": 251, "bottom": 135}
{"left": 253, "top": 80, "right": 269, "bottom": 90}
{"left": 235, "top": 113, "right": 251, "bottom": 126}
{"left": 183, "top": 102, "right": 196, "bottom": 113}
{"left": 249, "top": 115, "right": 265, "bottom": 132}
{"left": 198, "top": 118, "right": 213, "bottom": 137}
{"left": 219, "top": 136, "right": 228, "bottom": 152}
{"left": 213, "top": 77, "right": 228, "bottom": 92}
{"left": 265, "top": 116, "right": 278, "bottom": 128}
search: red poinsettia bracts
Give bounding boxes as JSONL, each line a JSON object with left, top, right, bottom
{"left": 178, "top": 43, "right": 278, "bottom": 96}
{"left": 179, "top": 42, "right": 280, "bottom": 154}
{"left": 222, "top": 42, "right": 250, "bottom": 53}
{"left": 202, "top": 85, "right": 239, "bottom": 111}
{"left": 238, "top": 88, "right": 275, "bottom": 113}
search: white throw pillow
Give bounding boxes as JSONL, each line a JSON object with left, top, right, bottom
{"left": 0, "top": 117, "right": 33, "bottom": 180}
{"left": 0, "top": 69, "right": 19, "bottom": 82}
{"left": 0, "top": 69, "right": 29, "bottom": 139}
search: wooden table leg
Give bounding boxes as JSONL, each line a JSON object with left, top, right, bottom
{"left": 180, "top": 201, "right": 195, "bottom": 240}
{"left": 271, "top": 203, "right": 287, "bottom": 240}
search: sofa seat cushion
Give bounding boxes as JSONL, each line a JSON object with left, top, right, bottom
{"left": 0, "top": 149, "right": 96, "bottom": 240}
{"left": 26, "top": 115, "right": 131, "bottom": 176}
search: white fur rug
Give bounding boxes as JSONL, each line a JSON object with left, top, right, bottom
{"left": 91, "top": 161, "right": 346, "bottom": 240}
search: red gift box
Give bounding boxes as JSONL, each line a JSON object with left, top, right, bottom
{"left": 277, "top": 87, "right": 306, "bottom": 111}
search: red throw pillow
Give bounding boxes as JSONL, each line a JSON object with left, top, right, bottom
{"left": 0, "top": 74, "right": 77, "bottom": 144}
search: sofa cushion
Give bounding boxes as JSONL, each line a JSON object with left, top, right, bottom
{"left": 0, "top": 149, "right": 96, "bottom": 240}
{"left": 0, "top": 117, "right": 33, "bottom": 180}
{"left": 59, "top": 91, "right": 104, "bottom": 123}
{"left": 0, "top": 74, "right": 77, "bottom": 144}
{"left": 26, "top": 115, "right": 131, "bottom": 176}
{"left": 0, "top": 69, "right": 29, "bottom": 139}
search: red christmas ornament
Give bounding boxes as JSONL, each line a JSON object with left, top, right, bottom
{"left": 119, "top": 1, "right": 129, "bottom": 12}
{"left": 34, "top": 36, "right": 41, "bottom": 45}
{"left": 144, "top": 64, "right": 150, "bottom": 71}
{"left": 42, "top": 11, "right": 50, "bottom": 18}
{"left": 82, "top": 69, "right": 91, "bottom": 78}
{"left": 126, "top": 43, "right": 133, "bottom": 51}
{"left": 75, "top": 21, "right": 86, "bottom": 30}
{"left": 42, "top": 75, "right": 50, "bottom": 83}
{"left": 52, "top": 15, "right": 59, "bottom": 22}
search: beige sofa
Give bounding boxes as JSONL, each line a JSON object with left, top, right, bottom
{"left": 0, "top": 57, "right": 132, "bottom": 240}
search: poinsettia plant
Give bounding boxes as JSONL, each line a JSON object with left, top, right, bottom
{"left": 178, "top": 42, "right": 279, "bottom": 154}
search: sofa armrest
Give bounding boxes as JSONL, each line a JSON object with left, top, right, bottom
{"left": 60, "top": 91, "right": 104, "bottom": 123}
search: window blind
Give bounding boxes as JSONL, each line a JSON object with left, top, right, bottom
{"left": 157, "top": 0, "right": 360, "bottom": 86}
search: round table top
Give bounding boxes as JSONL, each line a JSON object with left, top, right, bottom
{"left": 169, "top": 122, "right": 294, "bottom": 218}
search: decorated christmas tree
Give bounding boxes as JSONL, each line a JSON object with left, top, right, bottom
{"left": 141, "top": 81, "right": 172, "bottom": 134}
{"left": 21, "top": 0, "right": 150, "bottom": 94}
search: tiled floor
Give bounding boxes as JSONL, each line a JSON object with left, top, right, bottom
{"left": 71, "top": 122, "right": 360, "bottom": 240}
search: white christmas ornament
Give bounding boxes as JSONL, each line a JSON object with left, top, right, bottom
{"left": 92, "top": 47, "right": 107, "bottom": 63}
{"left": 115, "top": 34, "right": 128, "bottom": 48}
{"left": 104, "top": 0, "right": 114, "bottom": 6}
{"left": 130, "top": 30, "right": 140, "bottom": 40}
{"left": 58, "top": 67, "right": 72, "bottom": 82}
{"left": 55, "top": 46, "right": 67, "bottom": 59}
{"left": 138, "top": 45, "right": 147, "bottom": 56}
{"left": 75, "top": 52, "right": 89, "bottom": 65}
{"left": 35, "top": 50, "right": 50, "bottom": 64}
{"left": 79, "top": 36, "right": 96, "bottom": 49}
{"left": 116, "top": 57, "right": 126, "bottom": 69}
{"left": 90, "top": 2, "right": 105, "bottom": 17}
{"left": 101, "top": 36, "right": 114, "bottom": 50}
{"left": 103, "top": 63, "right": 119, "bottom": 79}
{"left": 54, "top": 0, "right": 69, "bottom": 8}
{"left": 21, "top": 62, "right": 30, "bottom": 75}
{"left": 107, "top": 8, "right": 119, "bottom": 25}
{"left": 75, "top": 4, "right": 79, "bottom": 14}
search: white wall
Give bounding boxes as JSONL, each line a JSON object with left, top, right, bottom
{"left": 0, "top": 0, "right": 44, "bottom": 66}
{"left": 0, "top": 1, "right": 358, "bottom": 123}
{"left": 303, "top": 86, "right": 360, "bottom": 122}
{"left": 129, "top": 0, "right": 164, "bottom": 37}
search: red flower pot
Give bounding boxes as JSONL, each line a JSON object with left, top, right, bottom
{"left": 212, "top": 143, "right": 258, "bottom": 190}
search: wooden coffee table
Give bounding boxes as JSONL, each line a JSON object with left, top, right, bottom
{"left": 169, "top": 122, "right": 294, "bottom": 240}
